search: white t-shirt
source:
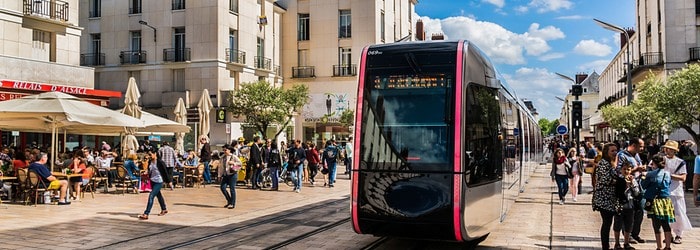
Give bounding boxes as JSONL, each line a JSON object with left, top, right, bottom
{"left": 663, "top": 156, "right": 686, "bottom": 196}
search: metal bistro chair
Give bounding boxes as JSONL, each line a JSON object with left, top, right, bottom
{"left": 89, "top": 166, "right": 109, "bottom": 193}
{"left": 27, "top": 170, "right": 58, "bottom": 206}
{"left": 195, "top": 164, "right": 206, "bottom": 188}
{"left": 114, "top": 166, "right": 139, "bottom": 195}
{"left": 14, "top": 169, "right": 30, "bottom": 205}
{"left": 80, "top": 167, "right": 96, "bottom": 199}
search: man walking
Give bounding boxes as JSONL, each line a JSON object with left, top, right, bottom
{"left": 322, "top": 140, "right": 339, "bottom": 188}
{"left": 661, "top": 140, "right": 693, "bottom": 244}
{"left": 616, "top": 137, "right": 646, "bottom": 244}
{"left": 158, "top": 141, "right": 178, "bottom": 189}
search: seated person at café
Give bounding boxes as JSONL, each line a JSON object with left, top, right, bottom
{"left": 124, "top": 154, "right": 141, "bottom": 185}
{"left": 184, "top": 150, "right": 198, "bottom": 166}
{"left": 68, "top": 154, "right": 91, "bottom": 201}
{"left": 28, "top": 153, "right": 71, "bottom": 205}
{"left": 95, "top": 150, "right": 115, "bottom": 187}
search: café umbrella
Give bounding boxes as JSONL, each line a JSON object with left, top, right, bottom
{"left": 173, "top": 97, "right": 188, "bottom": 154}
{"left": 197, "top": 89, "right": 213, "bottom": 148}
{"left": 121, "top": 77, "right": 142, "bottom": 157}
{"left": 0, "top": 91, "right": 144, "bottom": 170}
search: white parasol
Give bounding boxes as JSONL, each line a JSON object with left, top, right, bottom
{"left": 197, "top": 89, "right": 213, "bottom": 149}
{"left": 173, "top": 98, "right": 188, "bottom": 155}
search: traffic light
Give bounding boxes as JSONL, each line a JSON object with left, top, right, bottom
{"left": 571, "top": 84, "right": 583, "bottom": 96}
{"left": 571, "top": 100, "right": 583, "bottom": 129}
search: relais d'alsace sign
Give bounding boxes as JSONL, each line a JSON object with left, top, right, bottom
{"left": 0, "top": 79, "right": 121, "bottom": 106}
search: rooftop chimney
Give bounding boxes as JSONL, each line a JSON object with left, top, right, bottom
{"left": 575, "top": 73, "right": 588, "bottom": 84}
{"left": 416, "top": 20, "right": 425, "bottom": 41}
{"left": 620, "top": 28, "right": 635, "bottom": 50}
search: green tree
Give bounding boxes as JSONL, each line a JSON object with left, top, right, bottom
{"left": 548, "top": 119, "right": 560, "bottom": 136}
{"left": 339, "top": 108, "right": 354, "bottom": 127}
{"left": 646, "top": 64, "right": 700, "bottom": 144}
{"left": 601, "top": 98, "right": 665, "bottom": 139}
{"left": 538, "top": 118, "right": 553, "bottom": 136}
{"left": 226, "top": 81, "right": 309, "bottom": 140}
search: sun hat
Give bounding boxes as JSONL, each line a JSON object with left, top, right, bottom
{"left": 661, "top": 140, "right": 679, "bottom": 152}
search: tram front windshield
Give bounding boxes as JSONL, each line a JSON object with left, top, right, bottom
{"left": 361, "top": 54, "right": 455, "bottom": 171}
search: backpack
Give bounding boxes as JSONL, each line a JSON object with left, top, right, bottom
{"left": 324, "top": 147, "right": 337, "bottom": 163}
{"left": 269, "top": 149, "right": 280, "bottom": 167}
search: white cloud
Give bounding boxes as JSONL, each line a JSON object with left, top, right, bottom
{"left": 538, "top": 53, "right": 565, "bottom": 61}
{"left": 421, "top": 16, "right": 565, "bottom": 65}
{"left": 502, "top": 67, "right": 572, "bottom": 120}
{"left": 556, "top": 15, "right": 586, "bottom": 20}
{"left": 528, "top": 0, "right": 574, "bottom": 13}
{"left": 573, "top": 40, "right": 612, "bottom": 57}
{"left": 577, "top": 60, "right": 610, "bottom": 73}
{"left": 514, "top": 6, "right": 529, "bottom": 13}
{"left": 482, "top": 0, "right": 505, "bottom": 8}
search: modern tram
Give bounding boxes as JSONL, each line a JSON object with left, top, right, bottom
{"left": 350, "top": 40, "right": 544, "bottom": 243}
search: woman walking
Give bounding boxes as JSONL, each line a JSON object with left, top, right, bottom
{"left": 551, "top": 148, "right": 571, "bottom": 205}
{"left": 219, "top": 146, "right": 241, "bottom": 209}
{"left": 593, "top": 143, "right": 621, "bottom": 250}
{"left": 641, "top": 154, "right": 675, "bottom": 250}
{"left": 138, "top": 150, "right": 171, "bottom": 220}
{"left": 567, "top": 148, "right": 581, "bottom": 202}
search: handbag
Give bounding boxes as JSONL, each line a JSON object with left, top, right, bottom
{"left": 565, "top": 162, "right": 574, "bottom": 178}
{"left": 583, "top": 162, "right": 595, "bottom": 174}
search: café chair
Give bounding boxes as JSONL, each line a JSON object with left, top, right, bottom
{"left": 27, "top": 170, "right": 58, "bottom": 206}
{"left": 89, "top": 166, "right": 108, "bottom": 193}
{"left": 14, "top": 169, "right": 29, "bottom": 205}
{"left": 114, "top": 166, "right": 138, "bottom": 195}
{"left": 81, "top": 168, "right": 96, "bottom": 199}
{"left": 195, "top": 164, "right": 206, "bottom": 188}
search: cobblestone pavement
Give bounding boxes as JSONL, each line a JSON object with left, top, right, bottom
{"left": 1, "top": 165, "right": 698, "bottom": 249}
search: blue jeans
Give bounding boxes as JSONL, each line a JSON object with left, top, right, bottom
{"left": 328, "top": 161, "right": 337, "bottom": 186}
{"left": 345, "top": 157, "right": 352, "bottom": 174}
{"left": 293, "top": 163, "right": 303, "bottom": 190}
{"left": 554, "top": 175, "right": 569, "bottom": 200}
{"left": 269, "top": 167, "right": 279, "bottom": 189}
{"left": 202, "top": 161, "right": 211, "bottom": 183}
{"left": 251, "top": 166, "right": 262, "bottom": 189}
{"left": 144, "top": 182, "right": 166, "bottom": 215}
{"left": 220, "top": 173, "right": 237, "bottom": 206}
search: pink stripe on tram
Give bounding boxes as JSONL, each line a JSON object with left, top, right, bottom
{"left": 351, "top": 46, "right": 369, "bottom": 234}
{"left": 452, "top": 41, "right": 465, "bottom": 242}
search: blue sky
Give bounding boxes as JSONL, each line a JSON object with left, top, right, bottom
{"left": 415, "top": 0, "right": 635, "bottom": 121}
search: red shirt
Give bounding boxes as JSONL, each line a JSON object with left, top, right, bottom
{"left": 12, "top": 159, "right": 27, "bottom": 174}
{"left": 306, "top": 148, "right": 320, "bottom": 165}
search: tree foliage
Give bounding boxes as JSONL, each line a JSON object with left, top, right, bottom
{"left": 538, "top": 118, "right": 557, "bottom": 136}
{"left": 601, "top": 64, "right": 700, "bottom": 142}
{"left": 226, "top": 81, "right": 309, "bottom": 139}
{"left": 339, "top": 108, "right": 354, "bottom": 127}
{"left": 650, "top": 64, "right": 700, "bottom": 144}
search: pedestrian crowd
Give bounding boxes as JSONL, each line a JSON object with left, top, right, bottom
{"left": 548, "top": 137, "right": 698, "bottom": 250}
{"left": 0, "top": 135, "right": 354, "bottom": 221}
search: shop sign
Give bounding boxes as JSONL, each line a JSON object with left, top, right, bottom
{"left": 1, "top": 80, "right": 121, "bottom": 98}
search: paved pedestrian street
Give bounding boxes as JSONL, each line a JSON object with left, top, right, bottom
{"left": 1, "top": 166, "right": 698, "bottom": 249}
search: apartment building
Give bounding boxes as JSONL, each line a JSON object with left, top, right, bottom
{"left": 277, "top": 0, "right": 417, "bottom": 145}
{"left": 79, "top": 0, "right": 284, "bottom": 147}
{"left": 0, "top": 0, "right": 122, "bottom": 148}
{"left": 594, "top": 0, "right": 700, "bottom": 142}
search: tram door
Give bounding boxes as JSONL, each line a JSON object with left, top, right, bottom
{"left": 500, "top": 95, "right": 522, "bottom": 220}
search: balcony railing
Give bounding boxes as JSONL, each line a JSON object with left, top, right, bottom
{"left": 80, "top": 53, "right": 105, "bottom": 66}
{"left": 254, "top": 56, "right": 271, "bottom": 70}
{"left": 225, "top": 49, "right": 245, "bottom": 64}
{"left": 333, "top": 64, "right": 357, "bottom": 76}
{"left": 274, "top": 65, "right": 281, "bottom": 75}
{"left": 636, "top": 52, "right": 663, "bottom": 67}
{"left": 163, "top": 48, "right": 191, "bottom": 62}
{"left": 292, "top": 66, "right": 315, "bottom": 78}
{"left": 23, "top": 0, "right": 69, "bottom": 22}
{"left": 690, "top": 47, "right": 700, "bottom": 61}
{"left": 119, "top": 50, "right": 147, "bottom": 64}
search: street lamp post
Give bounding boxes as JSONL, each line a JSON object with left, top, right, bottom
{"left": 139, "top": 20, "right": 157, "bottom": 62}
{"left": 555, "top": 73, "right": 580, "bottom": 148}
{"left": 594, "top": 18, "right": 633, "bottom": 105}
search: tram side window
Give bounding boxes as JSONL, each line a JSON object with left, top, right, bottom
{"left": 465, "top": 84, "right": 503, "bottom": 186}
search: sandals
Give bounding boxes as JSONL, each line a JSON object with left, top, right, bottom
{"left": 158, "top": 210, "right": 168, "bottom": 216}
{"left": 138, "top": 214, "right": 148, "bottom": 220}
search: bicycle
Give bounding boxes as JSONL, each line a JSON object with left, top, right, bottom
{"left": 278, "top": 162, "right": 295, "bottom": 187}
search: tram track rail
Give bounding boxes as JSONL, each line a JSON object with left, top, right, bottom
{"left": 159, "top": 198, "right": 349, "bottom": 250}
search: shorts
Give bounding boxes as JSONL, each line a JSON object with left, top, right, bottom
{"left": 81, "top": 179, "right": 90, "bottom": 186}
{"left": 69, "top": 176, "right": 83, "bottom": 183}
{"left": 47, "top": 180, "right": 61, "bottom": 190}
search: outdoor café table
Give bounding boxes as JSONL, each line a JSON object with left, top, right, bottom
{"left": 51, "top": 172, "right": 83, "bottom": 197}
